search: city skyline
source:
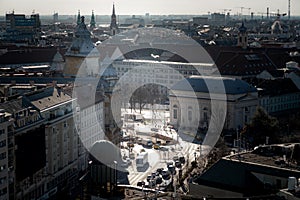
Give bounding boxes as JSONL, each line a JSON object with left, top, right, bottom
{"left": 1, "top": 0, "right": 300, "bottom": 16}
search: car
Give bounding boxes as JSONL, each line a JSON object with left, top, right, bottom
{"left": 129, "top": 152, "right": 135, "bottom": 159}
{"left": 121, "top": 158, "right": 131, "bottom": 167}
{"left": 151, "top": 172, "right": 157, "bottom": 179}
{"left": 127, "top": 142, "right": 134, "bottom": 148}
{"left": 137, "top": 138, "right": 143, "bottom": 145}
{"left": 175, "top": 160, "right": 182, "bottom": 168}
{"left": 147, "top": 175, "right": 152, "bottom": 182}
{"left": 137, "top": 181, "right": 145, "bottom": 187}
{"left": 167, "top": 165, "right": 176, "bottom": 175}
{"left": 146, "top": 140, "right": 153, "bottom": 148}
{"left": 155, "top": 177, "right": 163, "bottom": 184}
{"left": 179, "top": 156, "right": 185, "bottom": 164}
{"left": 162, "top": 170, "right": 171, "bottom": 180}
{"left": 156, "top": 168, "right": 164, "bottom": 175}
{"left": 160, "top": 146, "right": 168, "bottom": 151}
{"left": 153, "top": 144, "right": 160, "bottom": 150}
{"left": 173, "top": 155, "right": 179, "bottom": 161}
{"left": 149, "top": 180, "right": 156, "bottom": 188}
{"left": 166, "top": 160, "right": 173, "bottom": 166}
{"left": 140, "top": 148, "right": 146, "bottom": 153}
{"left": 151, "top": 127, "right": 159, "bottom": 132}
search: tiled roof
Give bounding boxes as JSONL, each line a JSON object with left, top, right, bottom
{"left": 0, "top": 47, "right": 66, "bottom": 65}
{"left": 26, "top": 87, "right": 72, "bottom": 111}
{"left": 205, "top": 46, "right": 277, "bottom": 76}
{"left": 254, "top": 78, "right": 300, "bottom": 96}
{"left": 172, "top": 76, "right": 257, "bottom": 95}
{"left": 0, "top": 97, "right": 23, "bottom": 113}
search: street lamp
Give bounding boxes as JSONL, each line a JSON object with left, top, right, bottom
{"left": 113, "top": 161, "right": 118, "bottom": 190}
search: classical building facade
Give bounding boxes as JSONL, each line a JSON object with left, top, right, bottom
{"left": 169, "top": 76, "right": 258, "bottom": 130}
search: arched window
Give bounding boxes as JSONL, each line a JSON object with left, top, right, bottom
{"left": 188, "top": 106, "right": 192, "bottom": 121}
{"left": 203, "top": 107, "right": 208, "bottom": 121}
{"left": 173, "top": 105, "right": 178, "bottom": 119}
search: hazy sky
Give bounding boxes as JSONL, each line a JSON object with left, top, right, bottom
{"left": 0, "top": 0, "right": 299, "bottom": 16}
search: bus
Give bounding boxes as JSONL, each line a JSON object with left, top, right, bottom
{"left": 136, "top": 152, "right": 148, "bottom": 168}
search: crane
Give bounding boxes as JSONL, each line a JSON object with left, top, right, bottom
{"left": 257, "top": 12, "right": 266, "bottom": 19}
{"left": 235, "top": 7, "right": 245, "bottom": 16}
{"left": 219, "top": 9, "right": 232, "bottom": 14}
{"left": 245, "top": 8, "right": 251, "bottom": 16}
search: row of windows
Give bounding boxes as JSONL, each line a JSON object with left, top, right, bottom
{"left": 0, "top": 153, "right": 6, "bottom": 160}
{"left": 265, "top": 103, "right": 300, "bottom": 112}
{"left": 0, "top": 140, "right": 5, "bottom": 148}
{"left": 173, "top": 108, "right": 208, "bottom": 122}
{"left": 0, "top": 165, "right": 6, "bottom": 172}
{"left": 261, "top": 95, "right": 300, "bottom": 105}
{"left": 0, "top": 187, "right": 7, "bottom": 196}
{"left": 0, "top": 177, "right": 6, "bottom": 185}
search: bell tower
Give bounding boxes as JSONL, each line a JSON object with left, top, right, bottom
{"left": 237, "top": 22, "right": 248, "bottom": 49}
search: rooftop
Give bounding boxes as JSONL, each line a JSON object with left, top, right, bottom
{"left": 26, "top": 87, "right": 73, "bottom": 111}
{"left": 172, "top": 76, "right": 257, "bottom": 95}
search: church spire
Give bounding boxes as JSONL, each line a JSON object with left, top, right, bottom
{"left": 110, "top": 3, "right": 118, "bottom": 35}
{"left": 90, "top": 10, "right": 96, "bottom": 29}
{"left": 77, "top": 10, "right": 81, "bottom": 25}
{"left": 112, "top": 3, "right": 116, "bottom": 16}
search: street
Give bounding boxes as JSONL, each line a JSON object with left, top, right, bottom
{"left": 120, "top": 105, "right": 211, "bottom": 189}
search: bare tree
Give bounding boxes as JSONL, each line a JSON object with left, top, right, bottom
{"left": 130, "top": 84, "right": 160, "bottom": 113}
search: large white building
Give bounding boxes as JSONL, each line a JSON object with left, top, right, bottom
{"left": 112, "top": 59, "right": 216, "bottom": 96}
{"left": 169, "top": 76, "right": 259, "bottom": 130}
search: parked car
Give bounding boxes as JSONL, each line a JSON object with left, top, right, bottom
{"left": 156, "top": 168, "right": 164, "bottom": 175}
{"left": 151, "top": 127, "right": 159, "bottom": 132}
{"left": 179, "top": 156, "right": 185, "bottom": 164}
{"left": 137, "top": 181, "right": 145, "bottom": 187}
{"left": 166, "top": 160, "right": 173, "bottom": 166}
{"left": 121, "top": 158, "right": 131, "bottom": 167}
{"left": 155, "top": 177, "right": 163, "bottom": 184}
{"left": 146, "top": 140, "right": 153, "bottom": 148}
{"left": 127, "top": 142, "right": 134, "bottom": 148}
{"left": 173, "top": 155, "right": 179, "bottom": 161}
{"left": 147, "top": 175, "right": 152, "bottom": 182}
{"left": 167, "top": 164, "right": 176, "bottom": 175}
{"left": 162, "top": 170, "right": 171, "bottom": 180}
{"left": 153, "top": 144, "right": 160, "bottom": 150}
{"left": 175, "top": 160, "right": 182, "bottom": 168}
